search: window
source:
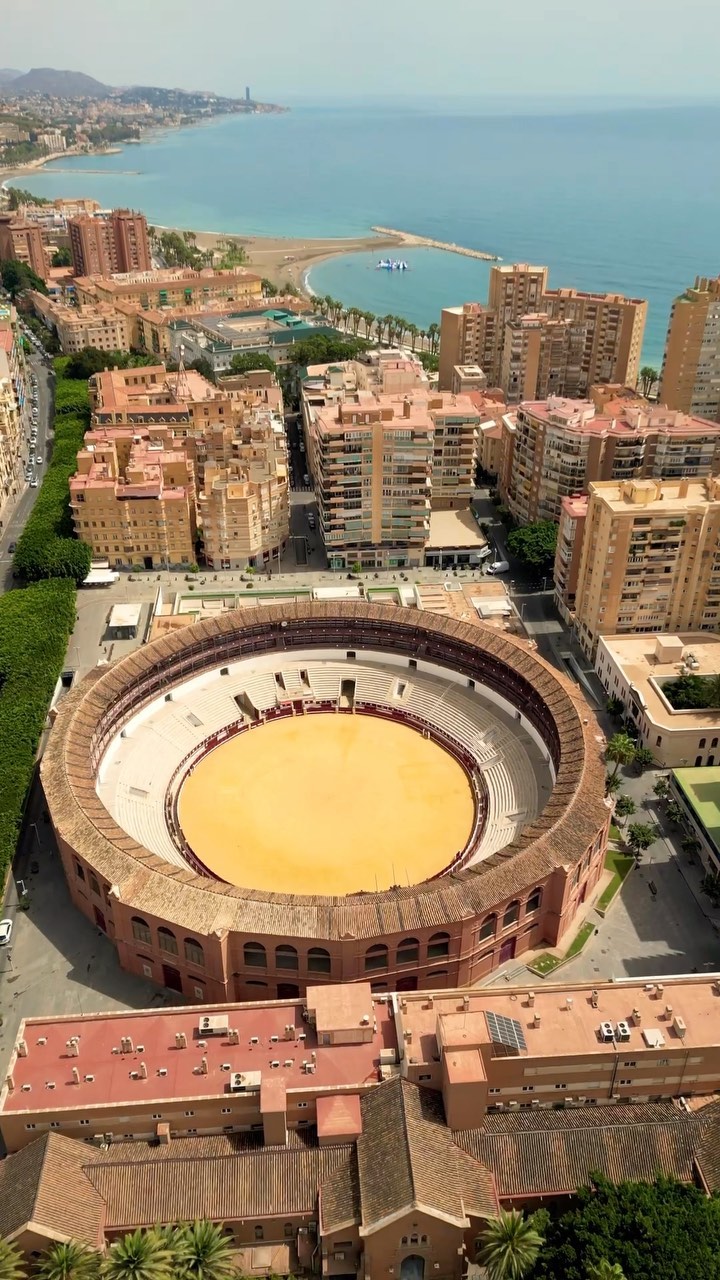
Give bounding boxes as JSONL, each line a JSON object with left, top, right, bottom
{"left": 554, "top": 1083, "right": 568, "bottom": 1089}
{"left": 254, "top": 1226, "right": 264, "bottom": 1241}
{"left": 396, "top": 938, "right": 420, "bottom": 965}
{"left": 522, "top": 1085, "right": 534, "bottom": 1092}
{"left": 365, "top": 944, "right": 388, "bottom": 972}
{"left": 623, "top": 1061, "right": 637, "bottom": 1067}
{"left": 700, "top": 738, "right": 707, "bottom": 749}
{"left": 284, "top": 1224, "right": 294, "bottom": 1238}
{"left": 184, "top": 1110, "right": 195, "bottom": 1117}
{"left": 184, "top": 937, "right": 205, "bottom": 967}
{"left": 79, "top": 1119, "right": 90, "bottom": 1126}
{"left": 193, "top": 985, "right": 205, "bottom": 1001}
{"left": 75, "top": 861, "right": 85, "bottom": 881}
{"left": 427, "top": 931, "right": 450, "bottom": 959}
{"left": 221, "top": 1107, "right": 231, "bottom": 1114}
{"left": 489, "top": 1088, "right": 500, "bottom": 1095}
{"left": 131, "top": 917, "right": 151, "bottom": 945}
{"left": 419, "top": 1073, "right": 431, "bottom": 1081}
{"left": 478, "top": 914, "right": 496, "bottom": 941}
{"left": 503, "top": 901, "right": 520, "bottom": 929}
{"left": 307, "top": 947, "right": 331, "bottom": 974}
{"left": 526, "top": 888, "right": 542, "bottom": 915}
{"left": 298, "top": 1102, "right": 308, "bottom": 1109}
{"left": 410, "top": 1235, "right": 419, "bottom": 1246}
{"left": 88, "top": 872, "right": 100, "bottom": 897}
{"left": 244, "top": 941, "right": 267, "bottom": 968}
{"left": 619, "top": 1079, "right": 632, "bottom": 1086}
{"left": 157, "top": 927, "right": 178, "bottom": 955}
{"left": 276, "top": 944, "right": 299, "bottom": 971}
{"left": 713, "top": 738, "right": 719, "bottom": 749}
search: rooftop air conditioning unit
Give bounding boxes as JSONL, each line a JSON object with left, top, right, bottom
{"left": 616, "top": 1021, "right": 631, "bottom": 1042}
{"left": 600, "top": 1021, "right": 614, "bottom": 1043}
{"left": 198, "top": 1014, "right": 229, "bottom": 1036}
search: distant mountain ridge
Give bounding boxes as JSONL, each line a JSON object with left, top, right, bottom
{"left": 0, "top": 69, "right": 24, "bottom": 86}
{"left": 6, "top": 67, "right": 110, "bottom": 97}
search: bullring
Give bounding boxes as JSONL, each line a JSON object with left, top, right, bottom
{"left": 41, "top": 601, "right": 610, "bottom": 1002}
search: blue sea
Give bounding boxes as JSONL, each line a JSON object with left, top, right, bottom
{"left": 19, "top": 101, "right": 720, "bottom": 367}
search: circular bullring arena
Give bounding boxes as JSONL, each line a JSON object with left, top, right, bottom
{"left": 42, "top": 603, "right": 610, "bottom": 1003}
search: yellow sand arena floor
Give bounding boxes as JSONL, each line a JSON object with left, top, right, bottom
{"left": 177, "top": 713, "right": 474, "bottom": 894}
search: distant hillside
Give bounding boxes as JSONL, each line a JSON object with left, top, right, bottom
{"left": 0, "top": 69, "right": 23, "bottom": 86}
{"left": 8, "top": 68, "right": 109, "bottom": 97}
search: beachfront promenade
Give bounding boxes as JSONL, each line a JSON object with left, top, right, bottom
{"left": 372, "top": 226, "right": 501, "bottom": 262}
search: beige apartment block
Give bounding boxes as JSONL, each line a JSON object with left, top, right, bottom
{"left": 74, "top": 266, "right": 262, "bottom": 311}
{"left": 506, "top": 397, "right": 720, "bottom": 525}
{"left": 30, "top": 294, "right": 135, "bottom": 354}
{"left": 595, "top": 632, "right": 720, "bottom": 769}
{"left": 554, "top": 493, "right": 589, "bottom": 622}
{"left": 70, "top": 438, "right": 196, "bottom": 569}
{"left": 68, "top": 209, "right": 151, "bottom": 277}
{"left": 660, "top": 275, "right": 720, "bottom": 420}
{"left": 450, "top": 364, "right": 488, "bottom": 395}
{"left": 199, "top": 414, "right": 289, "bottom": 570}
{"left": 438, "top": 263, "right": 647, "bottom": 401}
{"left": 572, "top": 477, "right": 720, "bottom": 658}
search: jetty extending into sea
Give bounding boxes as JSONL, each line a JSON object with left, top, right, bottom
{"left": 372, "top": 226, "right": 501, "bottom": 262}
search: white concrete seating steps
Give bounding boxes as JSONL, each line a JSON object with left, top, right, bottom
{"left": 97, "top": 658, "right": 548, "bottom": 873}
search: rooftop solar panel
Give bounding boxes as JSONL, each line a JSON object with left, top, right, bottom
{"left": 485, "top": 1009, "right": 527, "bottom": 1055}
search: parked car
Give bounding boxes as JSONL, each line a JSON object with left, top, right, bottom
{"left": 30, "top": 478, "right": 38, "bottom": 487}
{"left": 0, "top": 919, "right": 12, "bottom": 945}
{"left": 303, "top": 473, "right": 311, "bottom": 486}
{"left": 486, "top": 560, "right": 510, "bottom": 574}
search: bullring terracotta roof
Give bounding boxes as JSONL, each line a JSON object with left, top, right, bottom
{"left": 41, "top": 602, "right": 608, "bottom": 940}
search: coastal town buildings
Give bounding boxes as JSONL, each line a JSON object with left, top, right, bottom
{"left": 594, "top": 633, "right": 720, "bottom": 769}
{"left": 660, "top": 275, "right": 720, "bottom": 420}
{"left": 566, "top": 477, "right": 720, "bottom": 658}
{"left": 69, "top": 436, "right": 197, "bottom": 569}
{"left": 439, "top": 264, "right": 647, "bottom": 403}
{"left": 0, "top": 213, "right": 48, "bottom": 277}
{"left": 168, "top": 307, "right": 336, "bottom": 373}
{"left": 300, "top": 358, "right": 482, "bottom": 567}
{"left": 199, "top": 416, "right": 289, "bottom": 570}
{"left": 30, "top": 294, "right": 134, "bottom": 354}
{"left": 2, "top": 978, "right": 720, "bottom": 1262}
{"left": 74, "top": 266, "right": 263, "bottom": 311}
{"left": 68, "top": 208, "right": 151, "bottom": 277}
{"left": 503, "top": 396, "right": 720, "bottom": 524}
{"left": 670, "top": 767, "right": 720, "bottom": 874}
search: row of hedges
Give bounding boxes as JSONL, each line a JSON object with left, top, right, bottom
{"left": 0, "top": 579, "right": 77, "bottom": 879}
{"left": 13, "top": 357, "right": 92, "bottom": 584}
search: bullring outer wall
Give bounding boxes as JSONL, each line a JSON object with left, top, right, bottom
{"left": 41, "top": 602, "right": 611, "bottom": 1002}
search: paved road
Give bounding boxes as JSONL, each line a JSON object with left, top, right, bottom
{"left": 0, "top": 352, "right": 54, "bottom": 590}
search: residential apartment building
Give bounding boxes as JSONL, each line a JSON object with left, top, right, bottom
{"left": 439, "top": 263, "right": 647, "bottom": 402}
{"left": 505, "top": 397, "right": 720, "bottom": 524}
{"left": 553, "top": 493, "right": 588, "bottom": 622}
{"left": 571, "top": 477, "right": 720, "bottom": 658}
{"left": 660, "top": 275, "right": 720, "bottom": 419}
{"left": 70, "top": 437, "right": 197, "bottom": 569}
{"left": 68, "top": 209, "right": 151, "bottom": 277}
{"left": 199, "top": 418, "right": 289, "bottom": 570}
{"left": 74, "top": 266, "right": 262, "bottom": 311}
{"left": 30, "top": 294, "right": 135, "bottom": 354}
{"left": 595, "top": 633, "right": 720, "bottom": 771}
{"left": 0, "top": 214, "right": 48, "bottom": 278}
{"left": 3, "top": 978, "right": 720, "bottom": 1267}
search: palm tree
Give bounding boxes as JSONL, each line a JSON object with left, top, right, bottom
{"left": 407, "top": 322, "right": 419, "bottom": 350}
{"left": 427, "top": 322, "right": 440, "bottom": 354}
{"left": 180, "top": 1221, "right": 237, "bottom": 1280}
{"left": 476, "top": 1209, "right": 544, "bottom": 1280}
{"left": 0, "top": 1240, "right": 26, "bottom": 1280}
{"left": 419, "top": 328, "right": 427, "bottom": 351}
{"left": 395, "top": 316, "right": 409, "bottom": 345}
{"left": 38, "top": 1243, "right": 99, "bottom": 1280}
{"left": 347, "top": 307, "right": 362, "bottom": 337}
{"left": 587, "top": 1262, "right": 626, "bottom": 1280}
{"left": 102, "top": 1229, "right": 173, "bottom": 1280}
{"left": 605, "top": 731, "right": 636, "bottom": 781}
{"left": 638, "top": 366, "right": 658, "bottom": 398}
{"left": 363, "top": 310, "right": 375, "bottom": 339}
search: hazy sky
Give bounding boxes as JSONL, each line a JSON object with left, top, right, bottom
{"left": 3, "top": 0, "right": 718, "bottom": 101}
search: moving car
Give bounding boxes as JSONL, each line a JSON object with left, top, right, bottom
{"left": 486, "top": 560, "right": 510, "bottom": 574}
{"left": 0, "top": 919, "right": 12, "bottom": 945}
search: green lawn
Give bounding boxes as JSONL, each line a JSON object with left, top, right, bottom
{"left": 529, "top": 953, "right": 561, "bottom": 975}
{"left": 565, "top": 920, "right": 595, "bottom": 959}
{"left": 609, "top": 823, "right": 622, "bottom": 842}
{"left": 596, "top": 847, "right": 634, "bottom": 913}
{"left": 529, "top": 920, "right": 597, "bottom": 976}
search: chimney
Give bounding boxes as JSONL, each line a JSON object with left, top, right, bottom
{"left": 200, "top": 1056, "right": 208, "bottom": 1075}
{"left": 139, "top": 1061, "right": 148, "bottom": 1080}
{"left": 533, "top": 1012, "right": 541, "bottom": 1028}
{"left": 72, "top": 1067, "right": 80, "bottom": 1085}
{"left": 527, "top": 991, "right": 535, "bottom": 1007}
{"left": 632, "top": 1008, "right": 642, "bottom": 1026}
{"left": 5, "top": 1074, "right": 14, "bottom": 1091}
{"left": 156, "top": 1122, "right": 171, "bottom": 1145}
{"left": 175, "top": 1032, "right": 187, "bottom": 1049}
{"left": 17, "top": 1040, "right": 28, "bottom": 1058}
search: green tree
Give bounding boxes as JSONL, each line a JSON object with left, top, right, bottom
{"left": 6, "top": 185, "right": 51, "bottom": 210}
{"left": 38, "top": 1242, "right": 99, "bottom": 1280}
{"left": 51, "top": 246, "right": 73, "bottom": 267}
{"left": 605, "top": 696, "right": 624, "bottom": 719}
{"left": 681, "top": 836, "right": 701, "bottom": 856}
{"left": 102, "top": 1229, "right": 173, "bottom": 1280}
{"left": 653, "top": 776, "right": 670, "bottom": 799}
{"left": 407, "top": 322, "right": 419, "bottom": 350}
{"left": 1, "top": 258, "right": 48, "bottom": 298}
{"left": 665, "top": 799, "right": 684, "bottom": 825}
{"left": 639, "top": 365, "right": 658, "bottom": 397}
{"left": 627, "top": 822, "right": 657, "bottom": 855}
{"left": 347, "top": 306, "right": 362, "bottom": 337}
{"left": 427, "top": 321, "right": 439, "bottom": 353}
{"left": 701, "top": 870, "right": 720, "bottom": 904}
{"left": 228, "top": 352, "right": 277, "bottom": 375}
{"left": 188, "top": 357, "right": 216, "bottom": 384}
{"left": 587, "top": 1263, "right": 626, "bottom": 1280}
{"left": 65, "top": 346, "right": 114, "bottom": 380}
{"left": 661, "top": 672, "right": 720, "bottom": 710}
{"left": 614, "top": 794, "right": 636, "bottom": 822}
{"left": 605, "top": 771, "right": 623, "bottom": 796}
{"left": 289, "top": 334, "right": 369, "bottom": 368}
{"left": 632, "top": 746, "right": 655, "bottom": 773}
{"left": 532, "top": 1173, "right": 720, "bottom": 1280}
{"left": 0, "top": 1240, "right": 26, "bottom": 1280}
{"left": 362, "top": 310, "right": 375, "bottom": 338}
{"left": 476, "top": 1208, "right": 544, "bottom": 1280}
{"left": 179, "top": 1221, "right": 237, "bottom": 1280}
{"left": 506, "top": 520, "right": 558, "bottom": 571}
{"left": 605, "top": 732, "right": 637, "bottom": 780}
{"left": 260, "top": 277, "right": 277, "bottom": 296}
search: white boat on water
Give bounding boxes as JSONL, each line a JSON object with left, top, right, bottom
{"left": 376, "top": 259, "right": 409, "bottom": 271}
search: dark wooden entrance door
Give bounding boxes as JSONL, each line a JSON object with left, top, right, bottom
{"left": 162, "top": 964, "right": 183, "bottom": 992}
{"left": 93, "top": 906, "right": 106, "bottom": 932}
{"left": 499, "top": 937, "right": 516, "bottom": 964}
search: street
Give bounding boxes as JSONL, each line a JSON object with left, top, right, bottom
{"left": 0, "top": 351, "right": 54, "bottom": 590}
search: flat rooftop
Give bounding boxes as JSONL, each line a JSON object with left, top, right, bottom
{"left": 397, "top": 978, "right": 720, "bottom": 1065}
{"left": 427, "top": 508, "right": 487, "bottom": 551}
{"left": 600, "top": 633, "right": 720, "bottom": 733}
{"left": 674, "top": 767, "right": 720, "bottom": 854}
{"left": 3, "top": 998, "right": 396, "bottom": 1115}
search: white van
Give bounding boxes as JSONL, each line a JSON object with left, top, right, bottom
{"left": 487, "top": 560, "right": 510, "bottom": 574}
